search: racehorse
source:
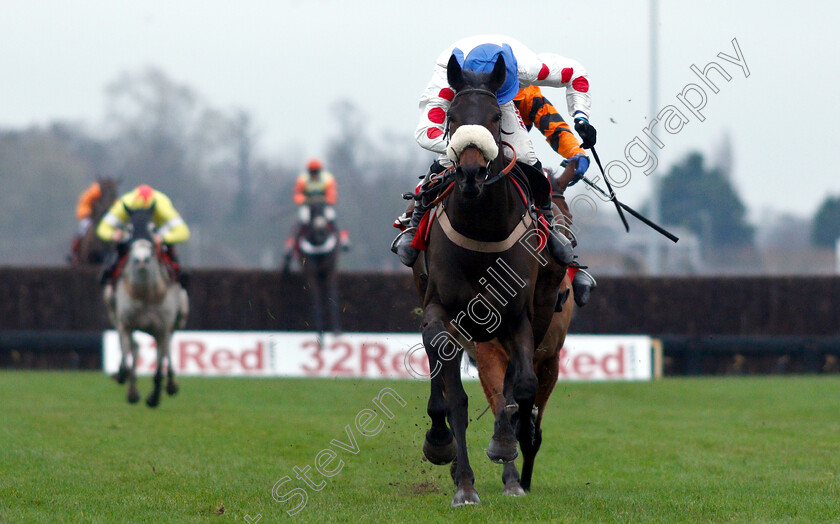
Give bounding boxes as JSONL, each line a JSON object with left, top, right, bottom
{"left": 282, "top": 200, "right": 342, "bottom": 336}
{"left": 411, "top": 54, "right": 573, "bottom": 506}
{"left": 108, "top": 207, "right": 188, "bottom": 408}
{"left": 75, "top": 177, "right": 118, "bottom": 265}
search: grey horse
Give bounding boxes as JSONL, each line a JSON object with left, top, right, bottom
{"left": 107, "top": 236, "right": 188, "bottom": 407}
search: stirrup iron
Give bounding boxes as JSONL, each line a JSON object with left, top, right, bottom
{"left": 390, "top": 226, "right": 417, "bottom": 254}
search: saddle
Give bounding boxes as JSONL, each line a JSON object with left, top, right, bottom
{"left": 410, "top": 161, "right": 552, "bottom": 253}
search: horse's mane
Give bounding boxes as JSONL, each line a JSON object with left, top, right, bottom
{"left": 127, "top": 207, "right": 155, "bottom": 242}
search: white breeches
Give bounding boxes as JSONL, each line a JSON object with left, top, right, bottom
{"left": 298, "top": 205, "right": 335, "bottom": 223}
{"left": 77, "top": 217, "right": 93, "bottom": 236}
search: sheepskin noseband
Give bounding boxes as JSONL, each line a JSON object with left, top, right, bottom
{"left": 446, "top": 125, "right": 499, "bottom": 164}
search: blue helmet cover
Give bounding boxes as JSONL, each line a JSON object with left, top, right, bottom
{"left": 451, "top": 43, "right": 519, "bottom": 105}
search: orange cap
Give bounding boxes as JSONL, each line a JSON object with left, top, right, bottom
{"left": 307, "top": 158, "right": 323, "bottom": 171}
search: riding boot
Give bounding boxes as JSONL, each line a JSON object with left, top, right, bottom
{"left": 391, "top": 199, "right": 428, "bottom": 267}
{"left": 178, "top": 272, "right": 190, "bottom": 291}
{"left": 67, "top": 236, "right": 82, "bottom": 263}
{"left": 571, "top": 266, "right": 597, "bottom": 308}
{"left": 539, "top": 204, "right": 575, "bottom": 267}
{"left": 163, "top": 245, "right": 188, "bottom": 290}
{"left": 99, "top": 250, "right": 120, "bottom": 286}
{"left": 391, "top": 161, "right": 446, "bottom": 267}
{"left": 338, "top": 229, "right": 351, "bottom": 251}
{"left": 103, "top": 281, "right": 117, "bottom": 325}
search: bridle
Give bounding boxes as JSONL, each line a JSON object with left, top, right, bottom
{"left": 447, "top": 87, "right": 515, "bottom": 185}
{"left": 451, "top": 87, "right": 498, "bottom": 102}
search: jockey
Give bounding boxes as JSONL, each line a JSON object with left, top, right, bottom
{"left": 68, "top": 182, "right": 103, "bottom": 259}
{"left": 514, "top": 85, "right": 597, "bottom": 306}
{"left": 97, "top": 185, "right": 190, "bottom": 289}
{"left": 392, "top": 35, "right": 598, "bottom": 271}
{"left": 294, "top": 158, "right": 337, "bottom": 215}
{"left": 286, "top": 158, "right": 349, "bottom": 257}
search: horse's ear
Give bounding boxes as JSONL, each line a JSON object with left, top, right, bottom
{"left": 489, "top": 54, "right": 507, "bottom": 94}
{"left": 447, "top": 54, "right": 466, "bottom": 92}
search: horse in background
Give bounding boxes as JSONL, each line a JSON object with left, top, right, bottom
{"left": 108, "top": 207, "right": 188, "bottom": 408}
{"left": 411, "top": 54, "right": 573, "bottom": 506}
{"left": 73, "top": 177, "right": 119, "bottom": 265}
{"left": 282, "top": 200, "right": 343, "bottom": 337}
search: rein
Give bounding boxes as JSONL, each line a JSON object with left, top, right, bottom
{"left": 484, "top": 141, "right": 517, "bottom": 185}
{"left": 425, "top": 140, "right": 517, "bottom": 207}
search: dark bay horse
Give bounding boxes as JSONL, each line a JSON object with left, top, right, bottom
{"left": 284, "top": 201, "right": 341, "bottom": 336}
{"left": 412, "top": 54, "right": 571, "bottom": 507}
{"left": 74, "top": 177, "right": 118, "bottom": 265}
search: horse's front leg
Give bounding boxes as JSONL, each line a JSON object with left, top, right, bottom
{"left": 326, "top": 263, "right": 341, "bottom": 335}
{"left": 476, "top": 341, "right": 526, "bottom": 496}
{"left": 520, "top": 346, "right": 560, "bottom": 491}
{"left": 164, "top": 333, "right": 179, "bottom": 397}
{"left": 501, "top": 317, "right": 539, "bottom": 470}
{"left": 520, "top": 303, "right": 570, "bottom": 491}
{"left": 477, "top": 341, "right": 517, "bottom": 464}
{"left": 306, "top": 263, "right": 325, "bottom": 337}
{"left": 422, "top": 303, "right": 479, "bottom": 507}
{"left": 115, "top": 325, "right": 130, "bottom": 384}
{"left": 146, "top": 332, "right": 168, "bottom": 408}
{"left": 121, "top": 329, "right": 140, "bottom": 404}
{"left": 103, "top": 284, "right": 117, "bottom": 327}
{"left": 421, "top": 303, "right": 456, "bottom": 465}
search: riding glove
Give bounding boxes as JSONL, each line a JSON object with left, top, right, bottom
{"left": 567, "top": 154, "right": 590, "bottom": 187}
{"left": 574, "top": 117, "right": 597, "bottom": 149}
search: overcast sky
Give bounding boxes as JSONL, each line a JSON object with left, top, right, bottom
{"left": 2, "top": 0, "right": 839, "bottom": 219}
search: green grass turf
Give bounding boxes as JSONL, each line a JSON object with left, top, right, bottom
{"left": 1, "top": 372, "right": 839, "bottom": 523}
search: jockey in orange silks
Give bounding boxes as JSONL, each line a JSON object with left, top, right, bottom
{"left": 294, "top": 158, "right": 338, "bottom": 207}
{"left": 513, "top": 85, "right": 597, "bottom": 306}
{"left": 68, "top": 182, "right": 103, "bottom": 259}
{"left": 285, "top": 159, "right": 349, "bottom": 260}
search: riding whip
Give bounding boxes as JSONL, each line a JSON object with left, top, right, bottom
{"left": 579, "top": 175, "right": 679, "bottom": 243}
{"left": 589, "top": 146, "right": 630, "bottom": 233}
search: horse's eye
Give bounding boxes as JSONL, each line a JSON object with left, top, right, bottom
{"left": 492, "top": 113, "right": 502, "bottom": 123}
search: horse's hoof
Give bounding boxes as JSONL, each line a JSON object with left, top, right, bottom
{"left": 503, "top": 483, "right": 526, "bottom": 497}
{"left": 127, "top": 389, "right": 140, "bottom": 404}
{"left": 166, "top": 382, "right": 179, "bottom": 396}
{"left": 423, "top": 430, "right": 457, "bottom": 465}
{"left": 486, "top": 437, "right": 518, "bottom": 464}
{"left": 115, "top": 367, "right": 128, "bottom": 384}
{"left": 451, "top": 487, "right": 481, "bottom": 507}
{"left": 145, "top": 394, "right": 160, "bottom": 408}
